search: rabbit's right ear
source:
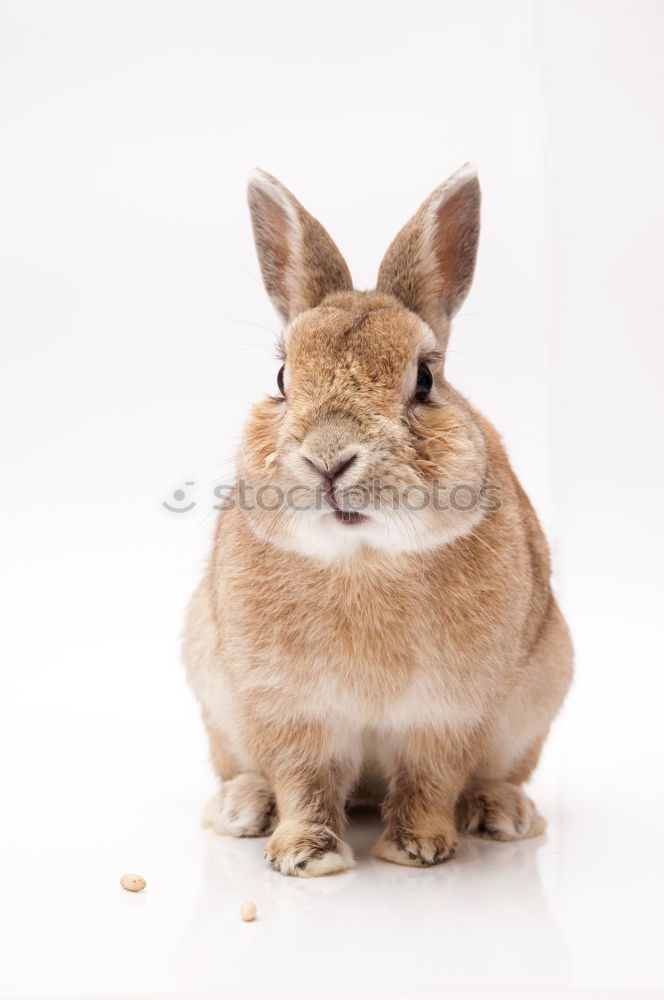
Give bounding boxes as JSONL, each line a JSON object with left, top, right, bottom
{"left": 248, "top": 170, "right": 353, "bottom": 324}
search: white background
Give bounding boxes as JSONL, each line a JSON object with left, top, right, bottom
{"left": 1, "top": 1, "right": 663, "bottom": 997}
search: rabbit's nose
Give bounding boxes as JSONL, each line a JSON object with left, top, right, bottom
{"left": 302, "top": 453, "right": 357, "bottom": 487}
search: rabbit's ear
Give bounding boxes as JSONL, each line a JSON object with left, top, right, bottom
{"left": 377, "top": 165, "right": 480, "bottom": 342}
{"left": 248, "top": 170, "right": 353, "bottom": 323}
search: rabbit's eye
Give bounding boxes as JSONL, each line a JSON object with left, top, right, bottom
{"left": 277, "top": 365, "right": 285, "bottom": 397}
{"left": 415, "top": 363, "right": 433, "bottom": 401}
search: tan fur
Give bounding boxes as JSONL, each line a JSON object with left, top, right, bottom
{"left": 183, "top": 168, "right": 573, "bottom": 876}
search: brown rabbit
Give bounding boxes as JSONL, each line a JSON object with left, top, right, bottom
{"left": 183, "top": 166, "right": 573, "bottom": 876}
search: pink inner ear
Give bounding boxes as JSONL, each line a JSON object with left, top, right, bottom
{"left": 256, "top": 192, "right": 293, "bottom": 296}
{"left": 431, "top": 185, "right": 476, "bottom": 301}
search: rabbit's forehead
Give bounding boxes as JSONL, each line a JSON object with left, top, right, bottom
{"left": 285, "top": 303, "right": 435, "bottom": 381}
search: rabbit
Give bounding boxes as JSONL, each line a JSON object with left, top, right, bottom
{"left": 183, "top": 165, "right": 573, "bottom": 877}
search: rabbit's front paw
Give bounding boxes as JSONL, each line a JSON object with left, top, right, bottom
{"left": 456, "top": 780, "right": 546, "bottom": 841}
{"left": 265, "top": 819, "right": 354, "bottom": 877}
{"left": 371, "top": 828, "right": 458, "bottom": 867}
{"left": 202, "top": 773, "right": 276, "bottom": 837}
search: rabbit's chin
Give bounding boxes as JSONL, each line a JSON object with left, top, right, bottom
{"left": 246, "top": 506, "right": 484, "bottom": 563}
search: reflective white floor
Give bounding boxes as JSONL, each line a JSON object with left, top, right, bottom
{"left": 0, "top": 774, "right": 580, "bottom": 997}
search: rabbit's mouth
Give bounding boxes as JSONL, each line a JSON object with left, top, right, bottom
{"left": 332, "top": 509, "right": 366, "bottom": 526}
{"left": 325, "top": 488, "right": 368, "bottom": 525}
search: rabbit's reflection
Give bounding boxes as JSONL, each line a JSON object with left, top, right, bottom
{"left": 171, "top": 809, "right": 572, "bottom": 993}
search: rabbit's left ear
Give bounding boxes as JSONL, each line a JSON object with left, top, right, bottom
{"left": 248, "top": 170, "right": 353, "bottom": 324}
{"left": 377, "top": 164, "right": 480, "bottom": 343}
